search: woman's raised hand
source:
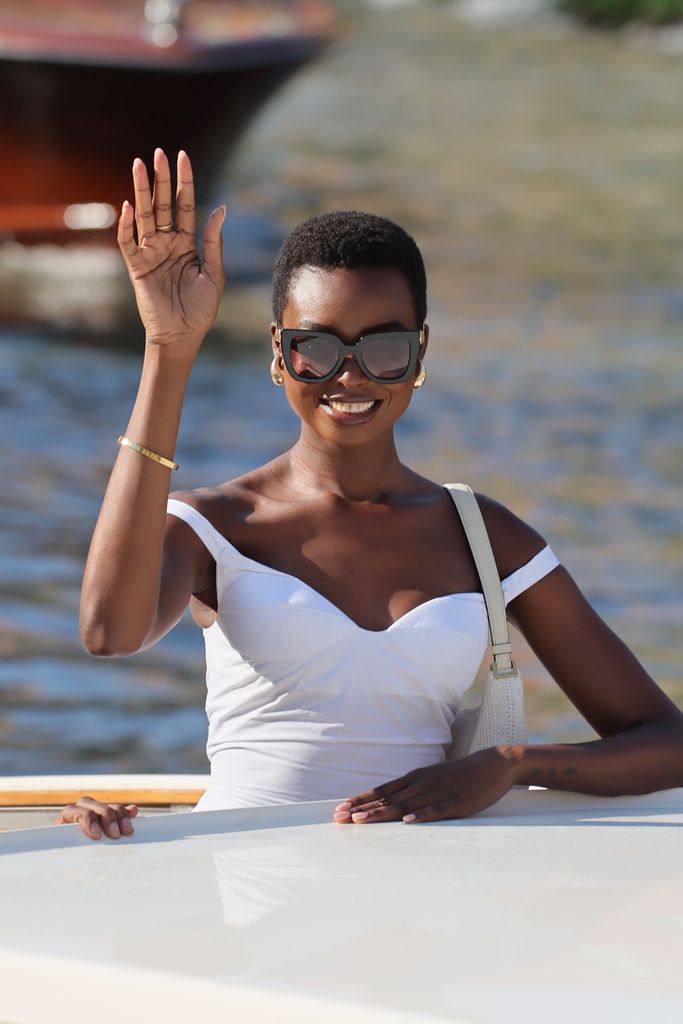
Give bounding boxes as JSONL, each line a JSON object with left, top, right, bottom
{"left": 117, "top": 148, "right": 226, "bottom": 355}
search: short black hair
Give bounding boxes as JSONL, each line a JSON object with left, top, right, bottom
{"left": 271, "top": 210, "right": 427, "bottom": 325}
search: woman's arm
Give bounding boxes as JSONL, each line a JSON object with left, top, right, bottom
{"left": 483, "top": 497, "right": 683, "bottom": 795}
{"left": 80, "top": 149, "right": 225, "bottom": 656}
{"left": 335, "top": 502, "right": 683, "bottom": 824}
{"left": 506, "top": 565, "right": 683, "bottom": 795}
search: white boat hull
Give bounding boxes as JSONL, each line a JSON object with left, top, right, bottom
{"left": 1, "top": 786, "right": 682, "bottom": 1021}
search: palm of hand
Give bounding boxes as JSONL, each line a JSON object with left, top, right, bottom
{"left": 128, "top": 232, "right": 221, "bottom": 343}
{"left": 118, "top": 149, "right": 225, "bottom": 348}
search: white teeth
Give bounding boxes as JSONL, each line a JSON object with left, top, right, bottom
{"left": 328, "top": 400, "right": 376, "bottom": 413}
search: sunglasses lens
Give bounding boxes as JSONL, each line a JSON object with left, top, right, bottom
{"left": 290, "top": 333, "right": 339, "bottom": 379}
{"left": 362, "top": 334, "right": 413, "bottom": 380}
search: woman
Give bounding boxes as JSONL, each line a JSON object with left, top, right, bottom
{"left": 58, "top": 150, "right": 683, "bottom": 840}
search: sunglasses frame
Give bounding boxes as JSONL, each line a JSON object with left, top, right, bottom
{"left": 276, "top": 327, "right": 425, "bottom": 384}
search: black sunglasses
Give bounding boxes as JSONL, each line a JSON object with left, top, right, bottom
{"left": 277, "top": 327, "right": 425, "bottom": 384}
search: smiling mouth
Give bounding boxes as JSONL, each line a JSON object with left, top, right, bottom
{"left": 320, "top": 398, "right": 380, "bottom": 413}
{"left": 318, "top": 397, "right": 383, "bottom": 421}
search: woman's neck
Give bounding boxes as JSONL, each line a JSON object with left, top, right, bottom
{"left": 284, "top": 430, "right": 406, "bottom": 503}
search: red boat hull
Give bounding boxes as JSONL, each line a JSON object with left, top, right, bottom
{"left": 0, "top": 3, "right": 333, "bottom": 241}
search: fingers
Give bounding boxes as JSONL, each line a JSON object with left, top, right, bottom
{"left": 403, "top": 801, "right": 471, "bottom": 824}
{"left": 202, "top": 204, "right": 226, "bottom": 285}
{"left": 113, "top": 804, "right": 138, "bottom": 834}
{"left": 334, "top": 797, "right": 394, "bottom": 823}
{"left": 54, "top": 804, "right": 96, "bottom": 835}
{"left": 336, "top": 774, "right": 412, "bottom": 810}
{"left": 117, "top": 200, "right": 137, "bottom": 265}
{"left": 132, "top": 157, "right": 156, "bottom": 244}
{"left": 54, "top": 797, "right": 138, "bottom": 841}
{"left": 333, "top": 765, "right": 463, "bottom": 824}
{"left": 333, "top": 793, "right": 464, "bottom": 825}
{"left": 334, "top": 770, "right": 420, "bottom": 815}
{"left": 335, "top": 784, "right": 422, "bottom": 823}
{"left": 55, "top": 800, "right": 103, "bottom": 840}
{"left": 333, "top": 777, "right": 418, "bottom": 824}
{"left": 152, "top": 147, "right": 173, "bottom": 230}
{"left": 175, "top": 150, "right": 195, "bottom": 237}
{"left": 341, "top": 803, "right": 404, "bottom": 824}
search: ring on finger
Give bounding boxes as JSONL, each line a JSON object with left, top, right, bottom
{"left": 157, "top": 223, "right": 174, "bottom": 232}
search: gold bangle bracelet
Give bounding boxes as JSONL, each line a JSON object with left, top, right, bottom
{"left": 117, "top": 436, "right": 179, "bottom": 471}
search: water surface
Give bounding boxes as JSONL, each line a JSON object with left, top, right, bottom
{"left": 1, "top": 6, "right": 682, "bottom": 774}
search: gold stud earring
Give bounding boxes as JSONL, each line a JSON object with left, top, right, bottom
{"left": 270, "top": 355, "right": 285, "bottom": 386}
{"left": 413, "top": 363, "right": 427, "bottom": 390}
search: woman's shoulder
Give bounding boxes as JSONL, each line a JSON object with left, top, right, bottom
{"left": 471, "top": 491, "right": 549, "bottom": 580}
{"left": 169, "top": 481, "right": 250, "bottom": 518}
{"left": 168, "top": 461, "right": 283, "bottom": 539}
{"left": 168, "top": 481, "right": 253, "bottom": 538}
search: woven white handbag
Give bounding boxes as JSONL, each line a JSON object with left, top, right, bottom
{"left": 444, "top": 484, "right": 528, "bottom": 759}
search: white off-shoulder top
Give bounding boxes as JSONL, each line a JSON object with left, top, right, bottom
{"left": 166, "top": 497, "right": 559, "bottom": 811}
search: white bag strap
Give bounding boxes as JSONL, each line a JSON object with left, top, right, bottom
{"left": 444, "top": 483, "right": 515, "bottom": 678}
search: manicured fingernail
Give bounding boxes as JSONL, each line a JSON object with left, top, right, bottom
{"left": 218, "top": 204, "right": 227, "bottom": 225}
{"left": 335, "top": 801, "right": 352, "bottom": 810}
{"left": 109, "top": 822, "right": 120, "bottom": 838}
{"left": 333, "top": 811, "right": 351, "bottom": 820}
{"left": 403, "top": 814, "right": 416, "bottom": 823}
{"left": 90, "top": 823, "right": 101, "bottom": 838}
{"left": 121, "top": 818, "right": 133, "bottom": 835}
{"left": 351, "top": 811, "right": 369, "bottom": 822}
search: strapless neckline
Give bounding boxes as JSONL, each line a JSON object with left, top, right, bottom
{"left": 166, "top": 497, "right": 557, "bottom": 635}
{"left": 213, "top": 534, "right": 485, "bottom": 635}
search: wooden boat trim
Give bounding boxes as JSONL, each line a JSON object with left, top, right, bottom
{"left": 0, "top": 774, "right": 210, "bottom": 808}
{"left": 0, "top": 788, "right": 205, "bottom": 807}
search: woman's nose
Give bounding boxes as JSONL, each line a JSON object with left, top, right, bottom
{"left": 335, "top": 353, "right": 367, "bottom": 387}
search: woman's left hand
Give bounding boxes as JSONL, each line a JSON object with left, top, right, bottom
{"left": 333, "top": 746, "right": 522, "bottom": 824}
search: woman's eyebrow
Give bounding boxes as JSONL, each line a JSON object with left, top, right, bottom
{"left": 295, "top": 319, "right": 332, "bottom": 331}
{"left": 360, "top": 321, "right": 408, "bottom": 334}
{"left": 295, "top": 320, "right": 408, "bottom": 333}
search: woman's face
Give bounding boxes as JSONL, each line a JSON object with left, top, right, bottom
{"left": 271, "top": 265, "right": 428, "bottom": 448}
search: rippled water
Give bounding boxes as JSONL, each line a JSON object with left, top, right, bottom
{"left": 1, "top": 6, "right": 682, "bottom": 774}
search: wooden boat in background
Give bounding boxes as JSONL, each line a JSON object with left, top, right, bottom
{"left": 0, "top": 1, "right": 334, "bottom": 242}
